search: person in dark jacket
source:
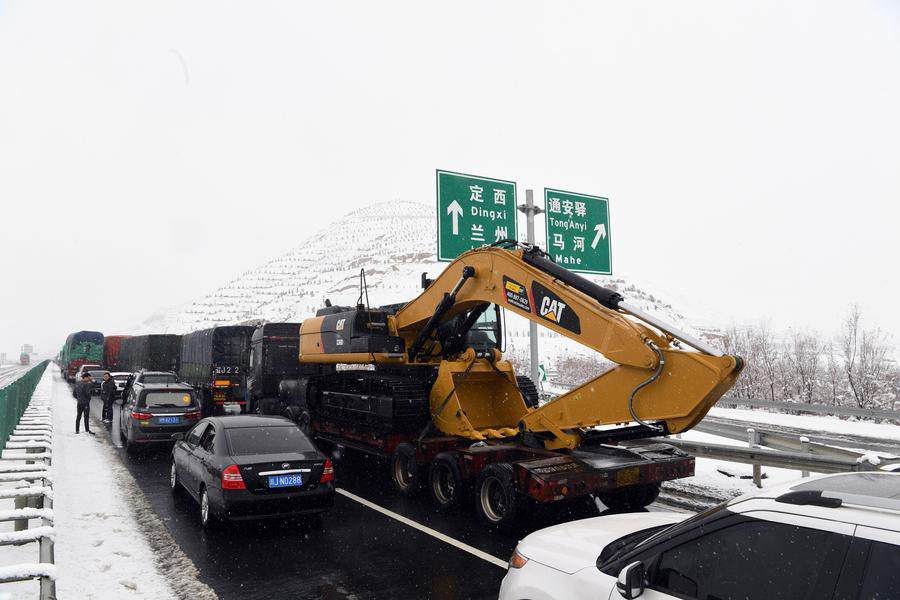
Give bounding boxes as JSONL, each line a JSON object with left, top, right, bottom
{"left": 73, "top": 372, "right": 95, "bottom": 434}
{"left": 100, "top": 371, "right": 116, "bottom": 424}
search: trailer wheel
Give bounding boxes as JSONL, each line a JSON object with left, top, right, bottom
{"left": 598, "top": 483, "right": 661, "bottom": 511}
{"left": 390, "top": 443, "right": 422, "bottom": 497}
{"left": 475, "top": 463, "right": 520, "bottom": 529}
{"left": 428, "top": 453, "right": 464, "bottom": 511}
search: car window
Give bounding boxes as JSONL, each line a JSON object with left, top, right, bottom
{"left": 225, "top": 426, "right": 315, "bottom": 456}
{"left": 187, "top": 422, "right": 208, "bottom": 446}
{"left": 200, "top": 427, "right": 216, "bottom": 453}
{"left": 648, "top": 518, "right": 833, "bottom": 600}
{"left": 140, "top": 374, "right": 177, "bottom": 384}
{"left": 859, "top": 541, "right": 900, "bottom": 599}
{"left": 141, "top": 391, "right": 196, "bottom": 409}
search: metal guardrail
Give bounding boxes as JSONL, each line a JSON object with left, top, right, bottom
{"left": 717, "top": 396, "right": 900, "bottom": 420}
{"left": 693, "top": 420, "right": 899, "bottom": 463}
{"left": 0, "top": 361, "right": 55, "bottom": 599}
{"left": 632, "top": 437, "right": 880, "bottom": 475}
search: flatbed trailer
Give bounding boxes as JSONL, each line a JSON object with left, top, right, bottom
{"left": 312, "top": 417, "right": 693, "bottom": 528}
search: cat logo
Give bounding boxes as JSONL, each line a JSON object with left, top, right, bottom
{"left": 539, "top": 297, "right": 567, "bottom": 323}
{"left": 336, "top": 318, "right": 346, "bottom": 331}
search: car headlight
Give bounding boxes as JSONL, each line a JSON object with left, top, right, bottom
{"left": 509, "top": 548, "right": 529, "bottom": 569}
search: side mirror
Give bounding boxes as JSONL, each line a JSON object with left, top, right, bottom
{"left": 171, "top": 432, "right": 185, "bottom": 441}
{"left": 616, "top": 561, "right": 645, "bottom": 599}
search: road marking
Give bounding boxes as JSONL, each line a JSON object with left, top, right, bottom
{"left": 335, "top": 487, "right": 509, "bottom": 569}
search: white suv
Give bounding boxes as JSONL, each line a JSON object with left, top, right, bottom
{"left": 500, "top": 472, "right": 900, "bottom": 600}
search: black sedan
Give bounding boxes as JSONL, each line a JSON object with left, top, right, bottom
{"left": 170, "top": 415, "right": 334, "bottom": 527}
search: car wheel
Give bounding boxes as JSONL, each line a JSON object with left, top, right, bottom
{"left": 390, "top": 443, "right": 422, "bottom": 497}
{"left": 170, "top": 461, "right": 183, "bottom": 496}
{"left": 200, "top": 486, "right": 217, "bottom": 528}
{"left": 474, "top": 463, "right": 521, "bottom": 530}
{"left": 428, "top": 453, "right": 464, "bottom": 511}
{"left": 598, "top": 483, "right": 661, "bottom": 511}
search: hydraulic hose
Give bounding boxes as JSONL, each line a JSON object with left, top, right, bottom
{"left": 627, "top": 343, "right": 665, "bottom": 432}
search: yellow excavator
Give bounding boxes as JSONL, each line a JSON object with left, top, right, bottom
{"left": 289, "top": 242, "right": 743, "bottom": 527}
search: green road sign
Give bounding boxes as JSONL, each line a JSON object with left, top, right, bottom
{"left": 436, "top": 170, "right": 517, "bottom": 262}
{"left": 544, "top": 188, "right": 611, "bottom": 274}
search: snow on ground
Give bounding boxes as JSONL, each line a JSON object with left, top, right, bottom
{"left": 708, "top": 405, "right": 900, "bottom": 442}
{"left": 47, "top": 366, "right": 179, "bottom": 599}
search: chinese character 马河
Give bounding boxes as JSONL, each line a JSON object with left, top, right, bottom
{"left": 574, "top": 236, "right": 585, "bottom": 252}
{"left": 552, "top": 233, "right": 565, "bottom": 250}
{"left": 493, "top": 189, "right": 506, "bottom": 205}
{"left": 471, "top": 224, "right": 485, "bottom": 242}
{"left": 562, "top": 199, "right": 574, "bottom": 216}
{"left": 494, "top": 225, "right": 508, "bottom": 242}
{"left": 547, "top": 197, "right": 561, "bottom": 213}
{"left": 470, "top": 185, "right": 484, "bottom": 203}
{"left": 575, "top": 201, "right": 586, "bottom": 218}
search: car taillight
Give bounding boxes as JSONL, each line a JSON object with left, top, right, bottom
{"left": 222, "top": 464, "right": 246, "bottom": 490}
{"left": 184, "top": 411, "right": 201, "bottom": 420}
{"left": 320, "top": 458, "right": 334, "bottom": 483}
{"left": 131, "top": 411, "right": 152, "bottom": 420}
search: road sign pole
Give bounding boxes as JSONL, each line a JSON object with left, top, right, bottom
{"left": 520, "top": 189, "right": 541, "bottom": 389}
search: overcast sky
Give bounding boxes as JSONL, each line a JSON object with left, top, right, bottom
{"left": 1, "top": 1, "right": 899, "bottom": 358}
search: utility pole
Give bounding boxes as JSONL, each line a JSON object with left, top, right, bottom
{"left": 518, "top": 189, "right": 544, "bottom": 388}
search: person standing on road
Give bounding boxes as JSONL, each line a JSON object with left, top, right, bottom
{"left": 100, "top": 371, "right": 116, "bottom": 424}
{"left": 73, "top": 372, "right": 95, "bottom": 434}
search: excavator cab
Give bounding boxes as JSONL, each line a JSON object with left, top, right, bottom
{"left": 436, "top": 303, "right": 502, "bottom": 357}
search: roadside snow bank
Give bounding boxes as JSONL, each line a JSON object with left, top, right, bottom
{"left": 50, "top": 367, "right": 181, "bottom": 600}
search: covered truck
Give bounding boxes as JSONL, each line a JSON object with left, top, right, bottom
{"left": 179, "top": 326, "right": 254, "bottom": 415}
{"left": 102, "top": 335, "right": 131, "bottom": 371}
{"left": 61, "top": 330, "right": 104, "bottom": 382}
{"left": 118, "top": 334, "right": 182, "bottom": 373}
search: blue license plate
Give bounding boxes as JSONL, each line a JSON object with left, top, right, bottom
{"left": 158, "top": 416, "right": 179, "bottom": 424}
{"left": 268, "top": 474, "right": 302, "bottom": 488}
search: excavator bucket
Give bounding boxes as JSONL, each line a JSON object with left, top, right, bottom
{"left": 429, "top": 355, "right": 528, "bottom": 440}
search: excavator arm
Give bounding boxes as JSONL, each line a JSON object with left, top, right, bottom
{"left": 392, "top": 244, "right": 743, "bottom": 450}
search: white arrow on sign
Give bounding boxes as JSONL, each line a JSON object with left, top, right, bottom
{"left": 591, "top": 223, "right": 607, "bottom": 249}
{"left": 447, "top": 200, "right": 463, "bottom": 235}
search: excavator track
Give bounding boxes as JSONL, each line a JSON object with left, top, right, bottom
{"left": 312, "top": 371, "right": 432, "bottom": 432}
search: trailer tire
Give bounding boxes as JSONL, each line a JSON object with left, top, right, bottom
{"left": 390, "top": 443, "right": 422, "bottom": 497}
{"left": 428, "top": 453, "right": 464, "bottom": 511}
{"left": 598, "top": 483, "right": 661, "bottom": 511}
{"left": 475, "top": 463, "right": 520, "bottom": 529}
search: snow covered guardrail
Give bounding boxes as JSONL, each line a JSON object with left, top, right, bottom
{"left": 717, "top": 396, "right": 900, "bottom": 421}
{"left": 632, "top": 437, "right": 883, "bottom": 476}
{"left": 0, "top": 361, "right": 55, "bottom": 599}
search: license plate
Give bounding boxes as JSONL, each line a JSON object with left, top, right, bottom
{"left": 158, "top": 416, "right": 179, "bottom": 424}
{"left": 617, "top": 467, "right": 640, "bottom": 487}
{"left": 268, "top": 474, "right": 302, "bottom": 488}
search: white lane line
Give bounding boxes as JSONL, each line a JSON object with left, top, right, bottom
{"left": 336, "top": 487, "right": 509, "bottom": 569}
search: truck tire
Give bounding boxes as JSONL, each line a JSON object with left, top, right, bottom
{"left": 428, "top": 453, "right": 464, "bottom": 511}
{"left": 474, "top": 463, "right": 521, "bottom": 529}
{"left": 390, "top": 443, "right": 422, "bottom": 497}
{"left": 516, "top": 375, "right": 540, "bottom": 408}
{"left": 598, "top": 483, "right": 661, "bottom": 511}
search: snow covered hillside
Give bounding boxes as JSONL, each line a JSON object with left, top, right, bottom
{"left": 134, "top": 201, "right": 720, "bottom": 369}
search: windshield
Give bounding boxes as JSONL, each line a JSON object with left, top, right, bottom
{"left": 141, "top": 374, "right": 177, "bottom": 384}
{"left": 226, "top": 426, "right": 316, "bottom": 456}
{"left": 88, "top": 370, "right": 108, "bottom": 378}
{"left": 113, "top": 375, "right": 130, "bottom": 381}
{"left": 141, "top": 391, "right": 196, "bottom": 408}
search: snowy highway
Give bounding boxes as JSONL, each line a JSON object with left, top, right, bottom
{"left": 79, "top": 382, "right": 684, "bottom": 599}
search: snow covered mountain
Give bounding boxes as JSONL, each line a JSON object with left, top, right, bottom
{"left": 136, "top": 201, "right": 718, "bottom": 368}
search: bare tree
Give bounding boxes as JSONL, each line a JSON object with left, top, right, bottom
{"left": 753, "top": 324, "right": 780, "bottom": 401}
{"left": 822, "top": 341, "right": 845, "bottom": 406}
{"left": 841, "top": 305, "right": 892, "bottom": 409}
{"left": 786, "top": 330, "right": 820, "bottom": 403}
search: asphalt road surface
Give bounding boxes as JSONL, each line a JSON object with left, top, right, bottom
{"left": 85, "top": 394, "right": 684, "bottom": 600}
